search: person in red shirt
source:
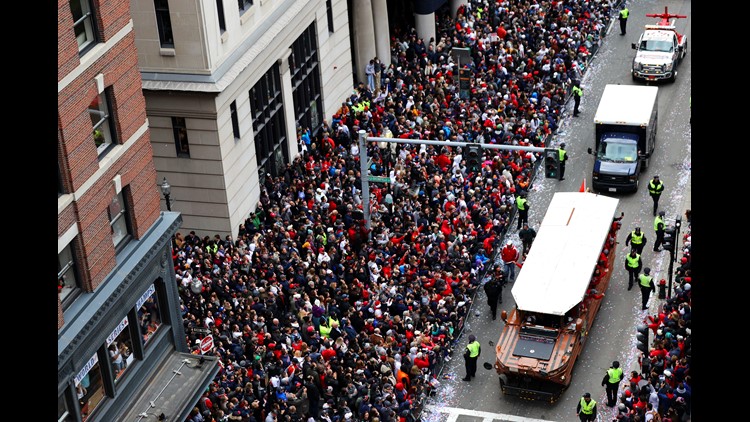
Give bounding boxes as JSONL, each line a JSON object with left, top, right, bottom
{"left": 435, "top": 150, "right": 452, "bottom": 171}
{"left": 500, "top": 241, "right": 520, "bottom": 281}
{"left": 413, "top": 351, "right": 430, "bottom": 370}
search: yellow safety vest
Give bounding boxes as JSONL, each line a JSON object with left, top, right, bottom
{"left": 558, "top": 148, "right": 567, "bottom": 161}
{"left": 653, "top": 215, "right": 664, "bottom": 232}
{"left": 466, "top": 341, "right": 480, "bottom": 358}
{"left": 607, "top": 367, "right": 623, "bottom": 383}
{"left": 319, "top": 324, "right": 332, "bottom": 338}
{"left": 328, "top": 316, "right": 340, "bottom": 328}
{"left": 648, "top": 180, "right": 663, "bottom": 195}
{"left": 516, "top": 197, "right": 527, "bottom": 211}
{"left": 639, "top": 274, "right": 653, "bottom": 288}
{"left": 620, "top": 8, "right": 629, "bottom": 19}
{"left": 626, "top": 254, "right": 640, "bottom": 268}
{"left": 630, "top": 231, "right": 644, "bottom": 245}
{"left": 580, "top": 397, "right": 596, "bottom": 414}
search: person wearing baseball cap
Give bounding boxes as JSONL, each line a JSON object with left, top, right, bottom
{"left": 653, "top": 211, "right": 666, "bottom": 252}
{"left": 639, "top": 267, "right": 656, "bottom": 311}
{"left": 576, "top": 392, "right": 597, "bottom": 421}
{"left": 648, "top": 175, "right": 664, "bottom": 216}
{"left": 461, "top": 334, "right": 481, "bottom": 381}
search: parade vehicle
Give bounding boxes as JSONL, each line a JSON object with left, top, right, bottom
{"left": 494, "top": 192, "right": 620, "bottom": 402}
{"left": 631, "top": 6, "right": 688, "bottom": 83}
{"left": 587, "top": 84, "right": 658, "bottom": 193}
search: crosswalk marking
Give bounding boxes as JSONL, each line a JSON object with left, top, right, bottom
{"left": 424, "top": 405, "right": 560, "bottom": 422}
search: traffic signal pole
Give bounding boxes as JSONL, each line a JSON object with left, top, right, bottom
{"left": 665, "top": 216, "right": 682, "bottom": 299}
{"left": 357, "top": 130, "right": 547, "bottom": 233}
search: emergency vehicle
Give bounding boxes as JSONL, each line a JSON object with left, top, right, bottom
{"left": 631, "top": 7, "right": 688, "bottom": 83}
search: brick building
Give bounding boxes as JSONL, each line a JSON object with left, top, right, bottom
{"left": 57, "top": 1, "right": 218, "bottom": 421}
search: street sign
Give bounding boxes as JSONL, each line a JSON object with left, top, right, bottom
{"left": 459, "top": 68, "right": 472, "bottom": 99}
{"left": 368, "top": 176, "right": 391, "bottom": 183}
{"left": 200, "top": 335, "right": 214, "bottom": 354}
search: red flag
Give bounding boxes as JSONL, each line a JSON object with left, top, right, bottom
{"left": 579, "top": 178, "right": 587, "bottom": 192}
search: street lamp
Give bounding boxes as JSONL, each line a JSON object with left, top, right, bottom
{"left": 160, "top": 177, "right": 172, "bottom": 211}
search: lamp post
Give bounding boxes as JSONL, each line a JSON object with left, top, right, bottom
{"left": 160, "top": 177, "right": 172, "bottom": 211}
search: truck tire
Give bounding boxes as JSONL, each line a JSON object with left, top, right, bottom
{"left": 681, "top": 41, "right": 688, "bottom": 60}
{"left": 499, "top": 374, "right": 508, "bottom": 389}
{"left": 669, "top": 69, "right": 677, "bottom": 83}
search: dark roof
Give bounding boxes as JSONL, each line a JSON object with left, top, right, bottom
{"left": 118, "top": 352, "right": 219, "bottom": 422}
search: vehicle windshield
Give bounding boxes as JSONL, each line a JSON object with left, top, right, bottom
{"left": 598, "top": 136, "right": 638, "bottom": 163}
{"left": 640, "top": 39, "right": 673, "bottom": 53}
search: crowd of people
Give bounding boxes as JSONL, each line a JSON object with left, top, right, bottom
{"left": 173, "top": 1, "right": 649, "bottom": 421}
{"left": 611, "top": 213, "right": 692, "bottom": 422}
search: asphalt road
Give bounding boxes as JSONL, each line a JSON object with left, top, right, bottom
{"left": 421, "top": 0, "right": 691, "bottom": 420}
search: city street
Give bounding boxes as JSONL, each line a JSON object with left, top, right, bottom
{"left": 421, "top": 0, "right": 691, "bottom": 420}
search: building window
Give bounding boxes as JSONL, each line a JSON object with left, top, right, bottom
{"left": 89, "top": 89, "right": 115, "bottom": 157}
{"left": 69, "top": 0, "right": 98, "bottom": 54}
{"left": 289, "top": 23, "right": 323, "bottom": 135}
{"left": 58, "top": 240, "right": 81, "bottom": 307}
{"left": 250, "top": 64, "right": 288, "bottom": 179}
{"left": 172, "top": 117, "right": 190, "bottom": 158}
{"left": 326, "top": 0, "right": 334, "bottom": 32}
{"left": 237, "top": 0, "right": 253, "bottom": 15}
{"left": 58, "top": 394, "right": 75, "bottom": 422}
{"left": 138, "top": 286, "right": 163, "bottom": 346}
{"left": 230, "top": 100, "right": 241, "bottom": 139}
{"left": 107, "top": 316, "right": 134, "bottom": 383}
{"left": 108, "top": 190, "right": 132, "bottom": 249}
{"left": 154, "top": 0, "right": 174, "bottom": 48}
{"left": 216, "top": 0, "right": 226, "bottom": 32}
{"left": 75, "top": 352, "right": 104, "bottom": 422}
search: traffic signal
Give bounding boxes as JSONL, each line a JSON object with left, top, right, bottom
{"left": 466, "top": 144, "right": 482, "bottom": 173}
{"left": 636, "top": 324, "right": 650, "bottom": 355}
{"left": 663, "top": 227, "right": 677, "bottom": 253}
{"left": 544, "top": 148, "right": 560, "bottom": 178}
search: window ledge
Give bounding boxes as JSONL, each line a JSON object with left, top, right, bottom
{"left": 221, "top": 31, "right": 229, "bottom": 44}
{"left": 159, "top": 48, "right": 176, "bottom": 57}
{"left": 240, "top": 10, "right": 253, "bottom": 26}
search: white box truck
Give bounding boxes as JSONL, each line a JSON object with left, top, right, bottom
{"left": 587, "top": 84, "right": 658, "bottom": 193}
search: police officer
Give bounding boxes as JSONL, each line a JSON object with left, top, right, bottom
{"left": 639, "top": 267, "right": 656, "bottom": 311}
{"left": 619, "top": 5, "right": 629, "bottom": 35}
{"left": 625, "top": 249, "right": 642, "bottom": 291}
{"left": 576, "top": 392, "right": 598, "bottom": 422}
{"left": 515, "top": 192, "right": 529, "bottom": 230}
{"left": 462, "top": 334, "right": 481, "bottom": 381}
{"left": 572, "top": 82, "right": 583, "bottom": 117}
{"left": 601, "top": 360, "right": 624, "bottom": 407}
{"left": 625, "top": 227, "right": 647, "bottom": 255}
{"left": 648, "top": 175, "right": 664, "bottom": 216}
{"left": 558, "top": 143, "right": 569, "bottom": 180}
{"left": 653, "top": 211, "right": 666, "bottom": 252}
